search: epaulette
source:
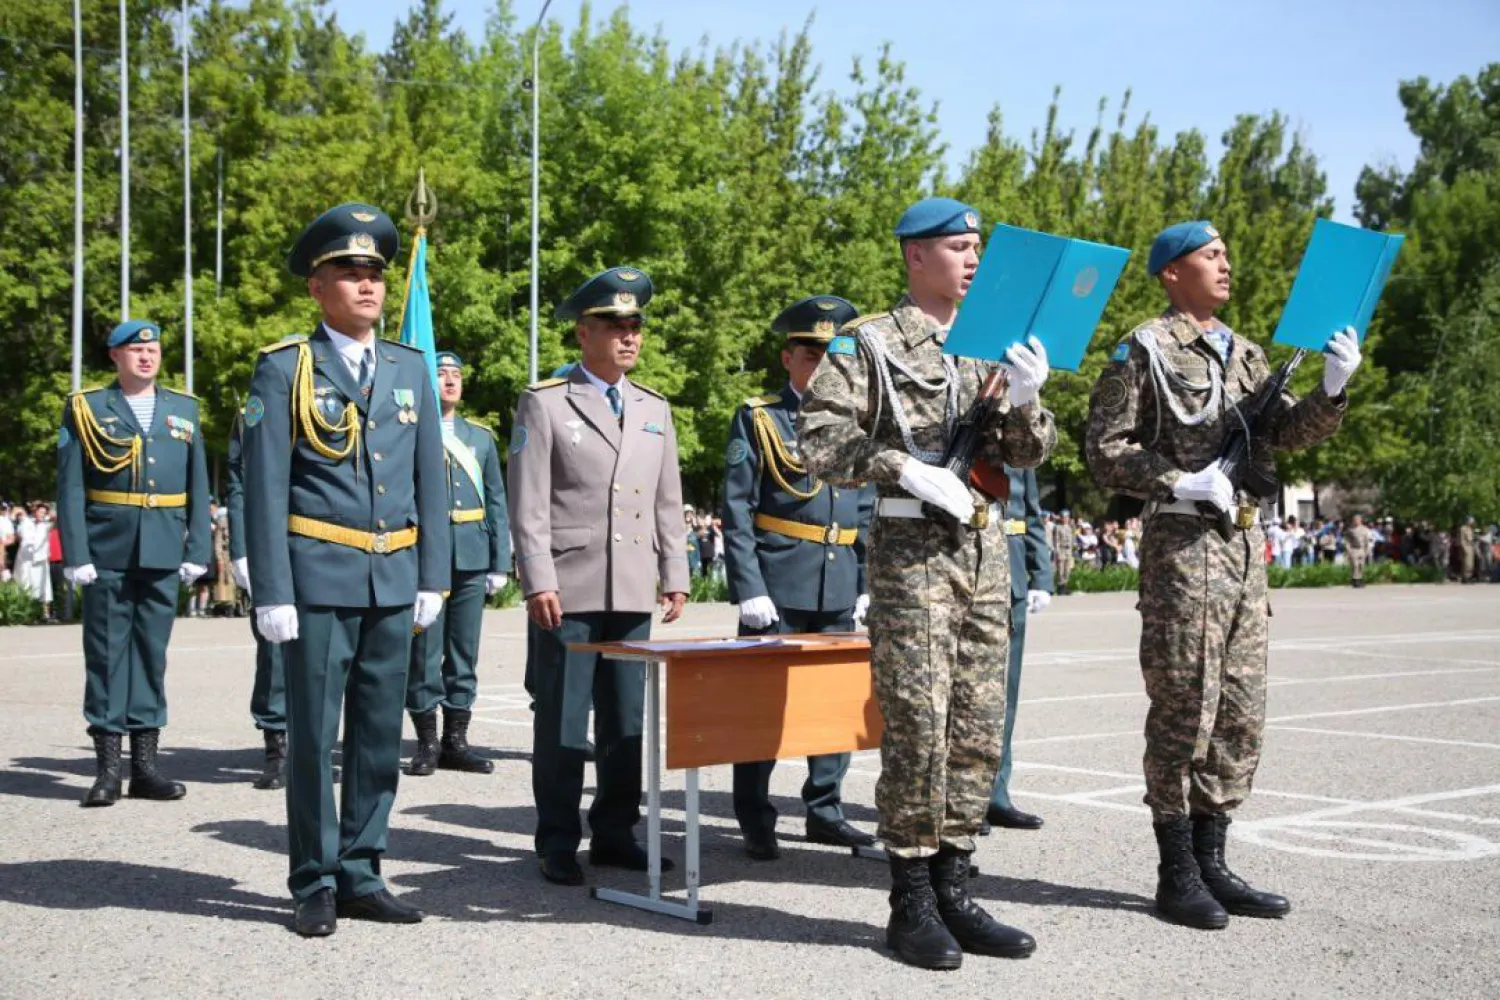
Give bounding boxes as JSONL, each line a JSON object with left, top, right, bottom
{"left": 845, "top": 311, "right": 890, "bottom": 330}
{"left": 382, "top": 338, "right": 425, "bottom": 354}
{"left": 161, "top": 385, "right": 198, "bottom": 400}
{"left": 745, "top": 394, "right": 780, "bottom": 408}
{"left": 467, "top": 419, "right": 497, "bottom": 438}
{"left": 634, "top": 382, "right": 665, "bottom": 400}
{"left": 527, "top": 377, "right": 568, "bottom": 391}
{"left": 72, "top": 385, "right": 106, "bottom": 397}
{"left": 260, "top": 338, "right": 304, "bottom": 354}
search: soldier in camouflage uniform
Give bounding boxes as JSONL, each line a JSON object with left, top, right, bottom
{"left": 1051, "top": 510, "right": 1076, "bottom": 594}
{"left": 1085, "top": 220, "right": 1361, "bottom": 930}
{"left": 800, "top": 197, "right": 1055, "bottom": 971}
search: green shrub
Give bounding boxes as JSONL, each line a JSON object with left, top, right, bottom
{"left": 1066, "top": 559, "right": 1448, "bottom": 594}
{"left": 485, "top": 577, "right": 523, "bottom": 610}
{"left": 1067, "top": 564, "right": 1140, "bottom": 592}
{"left": 0, "top": 581, "right": 45, "bottom": 626}
{"left": 689, "top": 574, "right": 730, "bottom": 604}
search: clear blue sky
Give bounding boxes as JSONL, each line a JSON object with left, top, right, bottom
{"left": 334, "top": 0, "right": 1498, "bottom": 222}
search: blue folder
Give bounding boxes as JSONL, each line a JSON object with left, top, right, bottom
{"left": 944, "top": 224, "right": 1130, "bottom": 372}
{"left": 1273, "top": 218, "right": 1405, "bottom": 351}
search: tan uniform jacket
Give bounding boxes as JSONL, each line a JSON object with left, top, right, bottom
{"left": 507, "top": 366, "right": 690, "bottom": 613}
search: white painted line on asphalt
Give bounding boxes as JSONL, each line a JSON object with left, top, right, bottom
{"left": 1269, "top": 724, "right": 1500, "bottom": 751}
{"left": 1019, "top": 665, "right": 1500, "bottom": 708}
{"left": 1242, "top": 783, "right": 1500, "bottom": 827}
{"left": 1316, "top": 649, "right": 1500, "bottom": 669}
{"left": 1269, "top": 696, "right": 1500, "bottom": 723}
{"left": 1013, "top": 729, "right": 1141, "bottom": 746}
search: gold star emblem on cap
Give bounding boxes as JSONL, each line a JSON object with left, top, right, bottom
{"left": 814, "top": 319, "right": 835, "bottom": 336}
{"left": 139, "top": 328, "right": 155, "bottom": 342}
{"left": 615, "top": 291, "right": 636, "bottom": 308}
{"left": 350, "top": 233, "right": 377, "bottom": 253}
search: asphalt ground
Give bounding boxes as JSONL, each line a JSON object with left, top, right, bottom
{"left": 1, "top": 584, "right": 1497, "bottom": 999}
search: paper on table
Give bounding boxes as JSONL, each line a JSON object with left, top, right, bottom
{"left": 618, "top": 638, "right": 785, "bottom": 653}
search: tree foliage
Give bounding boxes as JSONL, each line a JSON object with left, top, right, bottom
{"left": 0, "top": 2, "right": 1491, "bottom": 522}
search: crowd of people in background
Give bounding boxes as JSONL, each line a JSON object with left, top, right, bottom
{"left": 1047, "top": 508, "right": 1500, "bottom": 584}
{"left": 683, "top": 505, "right": 726, "bottom": 581}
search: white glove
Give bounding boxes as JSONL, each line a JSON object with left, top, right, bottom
{"left": 257, "top": 605, "right": 299, "bottom": 644}
{"left": 1173, "top": 460, "right": 1234, "bottom": 514}
{"left": 231, "top": 557, "right": 251, "bottom": 594}
{"left": 1026, "top": 590, "right": 1051, "bottom": 615}
{"left": 65, "top": 564, "right": 98, "bottom": 587}
{"left": 485, "top": 573, "right": 509, "bottom": 596}
{"left": 738, "top": 595, "right": 779, "bottom": 630}
{"left": 853, "top": 593, "right": 870, "bottom": 627}
{"left": 414, "top": 591, "right": 445, "bottom": 630}
{"left": 1322, "top": 327, "right": 1362, "bottom": 397}
{"left": 899, "top": 457, "right": 975, "bottom": 523}
{"left": 1002, "top": 335, "right": 1050, "bottom": 407}
{"left": 179, "top": 562, "right": 208, "bottom": 585}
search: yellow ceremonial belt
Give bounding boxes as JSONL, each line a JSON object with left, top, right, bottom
{"left": 288, "top": 515, "right": 418, "bottom": 554}
{"left": 1003, "top": 519, "right": 1027, "bottom": 536}
{"left": 754, "top": 513, "right": 857, "bottom": 546}
{"left": 450, "top": 509, "right": 485, "bottom": 524}
{"left": 86, "top": 489, "right": 187, "bottom": 509}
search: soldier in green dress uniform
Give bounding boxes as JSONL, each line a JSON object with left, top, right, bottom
{"left": 56, "top": 319, "right": 211, "bottom": 807}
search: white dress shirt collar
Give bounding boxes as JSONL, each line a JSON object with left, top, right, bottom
{"left": 578, "top": 363, "right": 626, "bottom": 399}
{"left": 322, "top": 323, "right": 375, "bottom": 378}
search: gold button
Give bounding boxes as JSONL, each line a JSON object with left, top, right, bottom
{"left": 613, "top": 533, "right": 622, "bottom": 542}
{"left": 613, "top": 508, "right": 621, "bottom": 517}
{"left": 833, "top": 489, "right": 840, "bottom": 497}
{"left": 148, "top": 479, "right": 156, "bottom": 488}
{"left": 455, "top": 500, "right": 464, "bottom": 508}
{"left": 377, "top": 519, "right": 387, "bottom": 529}
{"left": 634, "top": 535, "right": 642, "bottom": 544}
{"left": 612, "top": 483, "right": 621, "bottom": 492}
{"left": 147, "top": 457, "right": 156, "bottom": 464}
{"left": 368, "top": 420, "right": 376, "bottom": 429}
{"left": 373, "top": 452, "right": 383, "bottom": 462}
{"left": 827, "top": 552, "right": 835, "bottom": 561}
{"left": 377, "top": 485, "right": 386, "bottom": 495}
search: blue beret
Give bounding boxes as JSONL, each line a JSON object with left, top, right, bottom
{"left": 1148, "top": 221, "right": 1221, "bottom": 276}
{"left": 556, "top": 266, "right": 653, "bottom": 321}
{"left": 108, "top": 319, "right": 162, "bottom": 348}
{"left": 550, "top": 362, "right": 578, "bottom": 379}
{"left": 772, "top": 295, "right": 860, "bottom": 343}
{"left": 287, "top": 202, "right": 399, "bottom": 278}
{"left": 435, "top": 351, "right": 464, "bottom": 370}
{"left": 894, "top": 197, "right": 981, "bottom": 240}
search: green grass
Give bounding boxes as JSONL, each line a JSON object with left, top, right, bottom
{"left": 1067, "top": 560, "right": 1447, "bottom": 593}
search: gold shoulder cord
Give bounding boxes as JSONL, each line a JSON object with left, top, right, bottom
{"left": 291, "top": 341, "right": 362, "bottom": 468}
{"left": 70, "top": 395, "right": 142, "bottom": 488}
{"left": 750, "top": 406, "right": 822, "bottom": 501}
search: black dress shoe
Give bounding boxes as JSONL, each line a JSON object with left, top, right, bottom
{"left": 743, "top": 831, "right": 781, "bottom": 861}
{"left": 540, "top": 852, "right": 585, "bottom": 886}
{"left": 590, "top": 839, "right": 675, "bottom": 872}
{"left": 293, "top": 888, "right": 337, "bottom": 937}
{"left": 806, "top": 817, "right": 878, "bottom": 848}
{"left": 986, "top": 804, "right": 1044, "bottom": 831}
{"left": 335, "top": 888, "right": 423, "bottom": 924}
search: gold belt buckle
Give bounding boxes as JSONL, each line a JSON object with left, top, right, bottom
{"left": 824, "top": 521, "right": 841, "bottom": 545}
{"left": 371, "top": 532, "right": 390, "bottom": 554}
{"left": 970, "top": 504, "right": 990, "bottom": 530}
{"left": 1234, "top": 504, "right": 1257, "bottom": 530}
{"left": 144, "top": 493, "right": 159, "bottom": 508}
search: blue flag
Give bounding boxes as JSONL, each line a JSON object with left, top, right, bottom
{"left": 398, "top": 231, "right": 440, "bottom": 402}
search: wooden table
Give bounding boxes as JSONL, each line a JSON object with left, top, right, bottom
{"left": 568, "top": 633, "right": 881, "bottom": 924}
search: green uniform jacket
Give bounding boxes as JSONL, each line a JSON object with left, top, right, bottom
{"left": 242, "top": 326, "right": 451, "bottom": 608}
{"left": 446, "top": 413, "right": 511, "bottom": 574}
{"left": 56, "top": 383, "right": 211, "bottom": 571}
{"left": 721, "top": 384, "right": 874, "bottom": 612}
{"left": 226, "top": 415, "right": 248, "bottom": 562}
{"left": 1005, "top": 466, "right": 1053, "bottom": 602}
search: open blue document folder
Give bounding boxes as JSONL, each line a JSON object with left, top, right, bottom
{"left": 1273, "top": 219, "right": 1404, "bottom": 350}
{"left": 944, "top": 224, "right": 1130, "bottom": 371}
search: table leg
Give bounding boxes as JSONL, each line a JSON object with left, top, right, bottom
{"left": 685, "top": 767, "right": 701, "bottom": 910}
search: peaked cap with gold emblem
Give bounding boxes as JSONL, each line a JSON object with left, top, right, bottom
{"left": 555, "top": 266, "right": 654, "bottom": 321}
{"left": 771, "top": 295, "right": 859, "bottom": 345}
{"left": 287, "top": 202, "right": 400, "bottom": 278}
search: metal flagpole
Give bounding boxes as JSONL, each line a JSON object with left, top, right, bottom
{"left": 119, "top": 0, "right": 130, "bottom": 320}
{"left": 215, "top": 146, "right": 223, "bottom": 300}
{"left": 72, "top": 0, "right": 85, "bottom": 393}
{"left": 181, "top": 0, "right": 194, "bottom": 393}
{"left": 526, "top": 0, "right": 554, "bottom": 386}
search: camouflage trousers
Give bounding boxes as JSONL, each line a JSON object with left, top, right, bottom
{"left": 866, "top": 513, "right": 1010, "bottom": 858}
{"left": 1138, "top": 513, "right": 1269, "bottom": 820}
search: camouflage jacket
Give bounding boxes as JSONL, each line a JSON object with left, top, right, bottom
{"left": 798, "top": 295, "right": 1055, "bottom": 495}
{"left": 1085, "top": 309, "right": 1345, "bottom": 504}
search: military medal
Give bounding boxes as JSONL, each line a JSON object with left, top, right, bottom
{"left": 393, "top": 388, "right": 416, "bottom": 424}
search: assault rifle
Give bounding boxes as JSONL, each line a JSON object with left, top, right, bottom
{"left": 1197, "top": 348, "right": 1308, "bottom": 540}
{"left": 922, "top": 369, "right": 1010, "bottom": 537}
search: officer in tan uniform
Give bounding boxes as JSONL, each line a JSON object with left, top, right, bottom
{"left": 508, "top": 266, "right": 691, "bottom": 886}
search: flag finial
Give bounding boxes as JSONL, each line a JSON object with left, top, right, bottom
{"left": 405, "top": 167, "right": 438, "bottom": 232}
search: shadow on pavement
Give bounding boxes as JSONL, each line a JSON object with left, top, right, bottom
{"left": 969, "top": 873, "right": 1154, "bottom": 913}
{"left": 0, "top": 860, "right": 285, "bottom": 923}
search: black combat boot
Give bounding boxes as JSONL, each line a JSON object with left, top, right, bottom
{"left": 253, "top": 729, "right": 287, "bottom": 790}
{"left": 886, "top": 856, "right": 964, "bottom": 971}
{"left": 930, "top": 845, "right": 1036, "bottom": 957}
{"left": 406, "top": 710, "right": 440, "bottom": 776}
{"left": 1154, "top": 818, "right": 1228, "bottom": 929}
{"left": 82, "top": 729, "right": 122, "bottom": 807}
{"left": 438, "top": 707, "right": 493, "bottom": 774}
{"left": 127, "top": 730, "right": 186, "bottom": 801}
{"left": 1192, "top": 813, "right": 1291, "bottom": 918}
